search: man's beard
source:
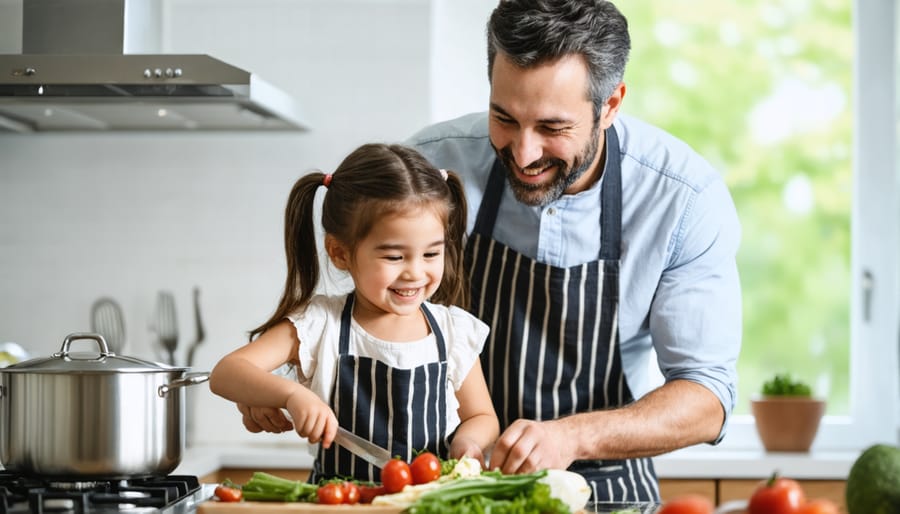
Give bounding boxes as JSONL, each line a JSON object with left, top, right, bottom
{"left": 495, "top": 122, "right": 602, "bottom": 207}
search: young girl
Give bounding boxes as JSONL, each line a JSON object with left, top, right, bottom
{"left": 209, "top": 143, "right": 499, "bottom": 483}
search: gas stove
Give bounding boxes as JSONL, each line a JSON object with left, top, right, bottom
{"left": 0, "top": 473, "right": 216, "bottom": 513}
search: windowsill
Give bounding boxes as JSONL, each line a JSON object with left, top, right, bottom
{"left": 177, "top": 443, "right": 854, "bottom": 481}
{"left": 653, "top": 446, "right": 854, "bottom": 480}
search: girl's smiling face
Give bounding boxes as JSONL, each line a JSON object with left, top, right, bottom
{"left": 328, "top": 205, "right": 446, "bottom": 321}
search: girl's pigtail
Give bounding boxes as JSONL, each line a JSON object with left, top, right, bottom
{"left": 248, "top": 172, "right": 328, "bottom": 341}
{"left": 439, "top": 170, "right": 470, "bottom": 310}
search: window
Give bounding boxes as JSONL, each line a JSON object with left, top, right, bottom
{"left": 618, "top": 0, "right": 898, "bottom": 450}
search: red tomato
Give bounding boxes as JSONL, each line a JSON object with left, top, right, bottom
{"left": 747, "top": 473, "right": 806, "bottom": 514}
{"left": 316, "top": 483, "right": 345, "bottom": 505}
{"left": 381, "top": 458, "right": 413, "bottom": 493}
{"left": 657, "top": 494, "right": 714, "bottom": 514}
{"left": 214, "top": 485, "right": 242, "bottom": 502}
{"left": 358, "top": 484, "right": 387, "bottom": 504}
{"left": 797, "top": 499, "right": 840, "bottom": 514}
{"left": 410, "top": 452, "right": 442, "bottom": 484}
{"left": 341, "top": 481, "right": 360, "bottom": 504}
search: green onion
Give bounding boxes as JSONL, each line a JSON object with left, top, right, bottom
{"left": 238, "top": 471, "right": 318, "bottom": 502}
{"left": 405, "top": 470, "right": 570, "bottom": 514}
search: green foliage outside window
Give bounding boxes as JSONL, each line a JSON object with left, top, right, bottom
{"left": 617, "top": 1, "right": 852, "bottom": 414}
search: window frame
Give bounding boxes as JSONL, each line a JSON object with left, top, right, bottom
{"left": 712, "top": 0, "right": 899, "bottom": 452}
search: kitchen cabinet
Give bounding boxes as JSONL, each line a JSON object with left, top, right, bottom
{"left": 660, "top": 479, "right": 846, "bottom": 511}
{"left": 200, "top": 468, "right": 311, "bottom": 485}
{"left": 658, "top": 479, "right": 717, "bottom": 501}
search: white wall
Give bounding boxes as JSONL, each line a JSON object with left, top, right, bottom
{"left": 429, "top": 0, "right": 493, "bottom": 122}
{"left": 0, "top": 0, "right": 493, "bottom": 446}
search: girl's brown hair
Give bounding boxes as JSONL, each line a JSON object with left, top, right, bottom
{"left": 249, "top": 143, "right": 469, "bottom": 341}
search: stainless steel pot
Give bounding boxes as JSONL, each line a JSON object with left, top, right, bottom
{"left": 0, "top": 332, "right": 208, "bottom": 479}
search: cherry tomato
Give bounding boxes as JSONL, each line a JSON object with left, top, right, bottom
{"left": 747, "top": 473, "right": 806, "bottom": 514}
{"left": 410, "top": 452, "right": 442, "bottom": 484}
{"left": 214, "top": 485, "right": 242, "bottom": 502}
{"left": 316, "top": 483, "right": 345, "bottom": 505}
{"left": 341, "top": 481, "right": 360, "bottom": 504}
{"left": 657, "top": 494, "right": 714, "bottom": 514}
{"left": 797, "top": 499, "right": 840, "bottom": 514}
{"left": 381, "top": 458, "right": 413, "bottom": 493}
{"left": 358, "top": 484, "right": 387, "bottom": 504}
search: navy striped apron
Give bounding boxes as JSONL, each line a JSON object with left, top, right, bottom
{"left": 464, "top": 127, "right": 660, "bottom": 503}
{"left": 309, "top": 294, "right": 451, "bottom": 483}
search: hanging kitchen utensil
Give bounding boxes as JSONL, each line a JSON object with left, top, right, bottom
{"left": 185, "top": 286, "right": 205, "bottom": 368}
{"left": 90, "top": 297, "right": 125, "bottom": 354}
{"left": 152, "top": 291, "right": 179, "bottom": 366}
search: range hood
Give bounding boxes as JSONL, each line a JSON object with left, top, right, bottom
{"left": 0, "top": 0, "right": 309, "bottom": 132}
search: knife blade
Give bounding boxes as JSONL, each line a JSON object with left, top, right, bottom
{"left": 334, "top": 427, "right": 392, "bottom": 468}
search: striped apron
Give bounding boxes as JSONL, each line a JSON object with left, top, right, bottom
{"left": 464, "top": 127, "right": 660, "bottom": 503}
{"left": 309, "top": 294, "right": 451, "bottom": 483}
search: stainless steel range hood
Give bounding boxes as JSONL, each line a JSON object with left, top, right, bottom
{"left": 0, "top": 0, "right": 309, "bottom": 133}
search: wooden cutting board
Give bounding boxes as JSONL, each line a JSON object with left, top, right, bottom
{"left": 197, "top": 500, "right": 404, "bottom": 513}
{"left": 197, "top": 501, "right": 601, "bottom": 513}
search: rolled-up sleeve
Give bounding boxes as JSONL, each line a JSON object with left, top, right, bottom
{"left": 651, "top": 177, "right": 742, "bottom": 444}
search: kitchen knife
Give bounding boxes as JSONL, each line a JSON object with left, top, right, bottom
{"left": 334, "top": 427, "right": 392, "bottom": 468}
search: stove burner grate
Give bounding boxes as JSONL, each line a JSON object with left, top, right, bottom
{"left": 0, "top": 473, "right": 201, "bottom": 513}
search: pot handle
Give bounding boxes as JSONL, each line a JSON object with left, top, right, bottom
{"left": 158, "top": 372, "right": 210, "bottom": 398}
{"left": 55, "top": 332, "right": 112, "bottom": 358}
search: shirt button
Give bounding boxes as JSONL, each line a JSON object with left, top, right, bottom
{"left": 546, "top": 207, "right": 556, "bottom": 216}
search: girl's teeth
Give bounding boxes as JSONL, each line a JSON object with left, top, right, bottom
{"left": 394, "top": 289, "right": 417, "bottom": 297}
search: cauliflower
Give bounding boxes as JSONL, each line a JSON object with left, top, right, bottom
{"left": 539, "top": 469, "right": 592, "bottom": 513}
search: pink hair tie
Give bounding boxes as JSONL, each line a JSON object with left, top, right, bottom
{"left": 322, "top": 174, "right": 333, "bottom": 187}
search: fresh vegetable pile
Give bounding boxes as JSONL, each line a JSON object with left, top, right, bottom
{"left": 378, "top": 469, "right": 572, "bottom": 514}
{"left": 212, "top": 453, "right": 591, "bottom": 512}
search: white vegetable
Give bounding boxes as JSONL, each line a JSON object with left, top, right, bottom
{"left": 370, "top": 480, "right": 444, "bottom": 507}
{"left": 449, "top": 456, "right": 482, "bottom": 478}
{"left": 539, "top": 469, "right": 591, "bottom": 513}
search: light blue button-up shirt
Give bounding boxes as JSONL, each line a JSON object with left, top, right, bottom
{"left": 408, "top": 112, "right": 742, "bottom": 442}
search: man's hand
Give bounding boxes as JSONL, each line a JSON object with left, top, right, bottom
{"left": 488, "top": 418, "right": 574, "bottom": 474}
{"left": 236, "top": 403, "right": 293, "bottom": 433}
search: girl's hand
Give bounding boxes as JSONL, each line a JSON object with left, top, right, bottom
{"left": 449, "top": 435, "right": 487, "bottom": 468}
{"left": 284, "top": 388, "right": 338, "bottom": 447}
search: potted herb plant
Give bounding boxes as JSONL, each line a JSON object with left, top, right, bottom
{"left": 751, "top": 373, "right": 826, "bottom": 452}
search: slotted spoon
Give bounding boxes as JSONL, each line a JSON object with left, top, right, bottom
{"left": 153, "top": 291, "right": 179, "bottom": 366}
{"left": 90, "top": 297, "right": 125, "bottom": 354}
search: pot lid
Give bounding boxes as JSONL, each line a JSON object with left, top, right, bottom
{"left": 2, "top": 332, "right": 186, "bottom": 373}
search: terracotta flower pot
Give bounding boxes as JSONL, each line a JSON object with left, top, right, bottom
{"left": 751, "top": 396, "right": 826, "bottom": 452}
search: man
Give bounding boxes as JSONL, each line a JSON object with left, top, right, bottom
{"left": 240, "top": 0, "right": 740, "bottom": 504}
{"left": 406, "top": 0, "right": 741, "bottom": 502}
